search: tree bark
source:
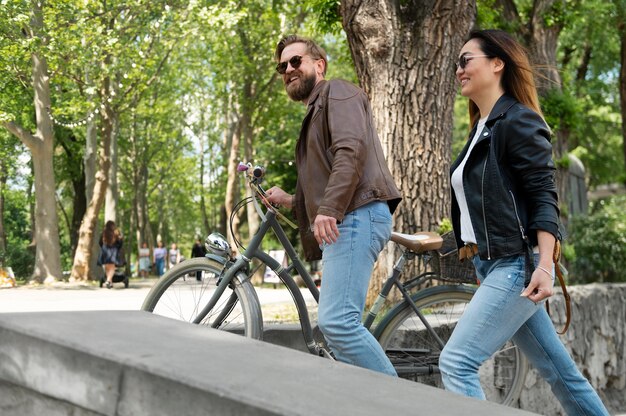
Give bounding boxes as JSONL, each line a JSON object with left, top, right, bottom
{"left": 198, "top": 121, "right": 211, "bottom": 237}
{"left": 224, "top": 121, "right": 242, "bottom": 252}
{"left": 0, "top": 158, "right": 6, "bottom": 267}
{"left": 105, "top": 113, "right": 119, "bottom": 223}
{"left": 84, "top": 95, "right": 101, "bottom": 280}
{"left": 619, "top": 13, "right": 626, "bottom": 182}
{"left": 56, "top": 132, "right": 87, "bottom": 260}
{"left": 498, "top": 0, "right": 570, "bottom": 217}
{"left": 70, "top": 79, "right": 114, "bottom": 281}
{"left": 340, "top": 0, "right": 475, "bottom": 303}
{"left": 2, "top": 0, "right": 63, "bottom": 282}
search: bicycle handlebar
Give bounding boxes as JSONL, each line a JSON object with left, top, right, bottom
{"left": 238, "top": 161, "right": 298, "bottom": 230}
{"left": 238, "top": 161, "right": 273, "bottom": 200}
{"left": 238, "top": 161, "right": 268, "bottom": 194}
{"left": 237, "top": 162, "right": 265, "bottom": 180}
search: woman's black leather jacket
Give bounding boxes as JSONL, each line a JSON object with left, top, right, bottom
{"left": 450, "top": 94, "right": 560, "bottom": 260}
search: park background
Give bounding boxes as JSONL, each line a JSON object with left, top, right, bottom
{"left": 0, "top": 0, "right": 625, "bottom": 296}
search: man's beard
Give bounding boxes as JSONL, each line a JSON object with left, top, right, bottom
{"left": 286, "top": 72, "right": 317, "bottom": 102}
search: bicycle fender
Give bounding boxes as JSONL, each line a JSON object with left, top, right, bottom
{"left": 204, "top": 253, "right": 227, "bottom": 266}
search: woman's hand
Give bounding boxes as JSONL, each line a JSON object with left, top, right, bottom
{"left": 265, "top": 186, "right": 293, "bottom": 209}
{"left": 521, "top": 266, "right": 554, "bottom": 303}
{"left": 521, "top": 230, "right": 556, "bottom": 303}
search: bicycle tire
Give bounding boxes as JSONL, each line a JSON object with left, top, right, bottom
{"left": 141, "top": 257, "right": 263, "bottom": 339}
{"left": 374, "top": 285, "right": 527, "bottom": 406}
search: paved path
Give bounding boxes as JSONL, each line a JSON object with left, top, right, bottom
{"left": 0, "top": 279, "right": 316, "bottom": 320}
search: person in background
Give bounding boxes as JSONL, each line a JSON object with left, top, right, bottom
{"left": 138, "top": 242, "right": 150, "bottom": 279}
{"left": 98, "top": 220, "right": 123, "bottom": 289}
{"left": 265, "top": 35, "right": 402, "bottom": 376}
{"left": 439, "top": 29, "right": 609, "bottom": 415}
{"left": 168, "top": 242, "right": 181, "bottom": 270}
{"left": 190, "top": 236, "right": 207, "bottom": 281}
{"left": 153, "top": 240, "right": 167, "bottom": 277}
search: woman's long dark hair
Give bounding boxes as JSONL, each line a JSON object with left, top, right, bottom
{"left": 466, "top": 30, "right": 543, "bottom": 127}
{"left": 102, "top": 220, "right": 119, "bottom": 246}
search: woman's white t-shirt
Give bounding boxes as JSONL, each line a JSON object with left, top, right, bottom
{"left": 450, "top": 116, "right": 488, "bottom": 245}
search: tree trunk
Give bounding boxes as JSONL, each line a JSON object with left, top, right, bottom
{"left": 242, "top": 115, "right": 260, "bottom": 243}
{"left": 198, "top": 127, "right": 211, "bottom": 237}
{"left": 527, "top": 0, "right": 570, "bottom": 217}
{"left": 105, "top": 114, "right": 119, "bottom": 223}
{"left": 619, "top": 15, "right": 626, "bottom": 181}
{"left": 241, "top": 108, "right": 263, "bottom": 284}
{"left": 69, "top": 170, "right": 87, "bottom": 260}
{"left": 224, "top": 122, "right": 242, "bottom": 252}
{"left": 341, "top": 0, "right": 475, "bottom": 304}
{"left": 56, "top": 132, "right": 87, "bottom": 261}
{"left": 84, "top": 52, "right": 102, "bottom": 280}
{"left": 2, "top": 1, "right": 63, "bottom": 282}
{"left": 498, "top": 0, "right": 570, "bottom": 217}
{"left": 0, "top": 158, "right": 6, "bottom": 267}
{"left": 70, "top": 86, "right": 114, "bottom": 281}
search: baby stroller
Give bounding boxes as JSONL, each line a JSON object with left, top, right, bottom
{"left": 99, "top": 266, "right": 129, "bottom": 288}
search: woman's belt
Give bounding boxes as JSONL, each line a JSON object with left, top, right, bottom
{"left": 458, "top": 243, "right": 478, "bottom": 261}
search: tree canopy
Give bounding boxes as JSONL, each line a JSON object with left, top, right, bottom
{"left": 1, "top": 0, "right": 623, "bottom": 281}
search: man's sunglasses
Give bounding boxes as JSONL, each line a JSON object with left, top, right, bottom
{"left": 276, "top": 55, "right": 304, "bottom": 74}
{"left": 456, "top": 54, "right": 491, "bottom": 70}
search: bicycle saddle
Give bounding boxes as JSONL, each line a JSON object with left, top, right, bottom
{"left": 390, "top": 231, "right": 443, "bottom": 253}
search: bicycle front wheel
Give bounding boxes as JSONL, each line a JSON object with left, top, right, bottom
{"left": 141, "top": 257, "right": 263, "bottom": 339}
{"left": 375, "top": 285, "right": 527, "bottom": 406}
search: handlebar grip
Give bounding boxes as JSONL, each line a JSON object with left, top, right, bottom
{"left": 252, "top": 166, "right": 266, "bottom": 179}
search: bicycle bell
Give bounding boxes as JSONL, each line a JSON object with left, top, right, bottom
{"left": 205, "top": 232, "right": 231, "bottom": 259}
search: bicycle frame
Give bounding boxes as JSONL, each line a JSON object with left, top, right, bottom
{"left": 147, "top": 165, "right": 525, "bottom": 404}
{"left": 197, "top": 195, "right": 327, "bottom": 354}
{"left": 200, "top": 183, "right": 451, "bottom": 358}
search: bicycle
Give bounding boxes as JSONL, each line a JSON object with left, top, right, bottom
{"left": 141, "top": 163, "right": 528, "bottom": 406}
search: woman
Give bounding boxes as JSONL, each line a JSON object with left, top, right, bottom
{"left": 168, "top": 242, "right": 181, "bottom": 270}
{"left": 153, "top": 241, "right": 167, "bottom": 276}
{"left": 138, "top": 242, "right": 151, "bottom": 278}
{"left": 439, "top": 30, "right": 609, "bottom": 415}
{"left": 98, "top": 221, "right": 123, "bottom": 289}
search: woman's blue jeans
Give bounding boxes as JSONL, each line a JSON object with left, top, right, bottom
{"left": 155, "top": 258, "right": 165, "bottom": 276}
{"left": 439, "top": 254, "right": 609, "bottom": 415}
{"left": 317, "top": 201, "right": 397, "bottom": 376}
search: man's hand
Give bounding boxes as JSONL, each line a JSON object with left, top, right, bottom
{"left": 520, "top": 267, "right": 554, "bottom": 303}
{"left": 313, "top": 214, "right": 339, "bottom": 245}
{"left": 265, "top": 186, "right": 293, "bottom": 209}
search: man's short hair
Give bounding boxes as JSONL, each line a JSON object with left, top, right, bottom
{"left": 275, "top": 35, "right": 327, "bottom": 76}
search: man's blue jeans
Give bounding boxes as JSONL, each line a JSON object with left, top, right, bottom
{"left": 439, "top": 254, "right": 609, "bottom": 415}
{"left": 317, "top": 201, "right": 397, "bottom": 376}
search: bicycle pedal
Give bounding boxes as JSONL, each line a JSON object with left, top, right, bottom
{"left": 318, "top": 347, "right": 336, "bottom": 360}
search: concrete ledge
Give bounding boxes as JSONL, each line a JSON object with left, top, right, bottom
{"left": 263, "top": 323, "right": 308, "bottom": 352}
{"left": 0, "top": 311, "right": 537, "bottom": 415}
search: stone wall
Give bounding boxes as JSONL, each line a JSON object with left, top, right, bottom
{"left": 518, "top": 283, "right": 626, "bottom": 415}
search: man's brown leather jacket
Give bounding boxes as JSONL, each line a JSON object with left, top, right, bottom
{"left": 293, "top": 79, "right": 401, "bottom": 260}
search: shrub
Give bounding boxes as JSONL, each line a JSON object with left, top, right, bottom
{"left": 1, "top": 244, "right": 35, "bottom": 281}
{"left": 567, "top": 195, "right": 626, "bottom": 283}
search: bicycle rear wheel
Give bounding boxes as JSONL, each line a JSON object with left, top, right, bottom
{"left": 141, "top": 257, "right": 263, "bottom": 339}
{"left": 374, "top": 285, "right": 527, "bottom": 406}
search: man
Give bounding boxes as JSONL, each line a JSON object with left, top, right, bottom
{"left": 191, "top": 237, "right": 207, "bottom": 281}
{"left": 265, "top": 35, "right": 402, "bottom": 376}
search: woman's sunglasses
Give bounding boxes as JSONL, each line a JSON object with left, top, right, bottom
{"left": 456, "top": 54, "right": 490, "bottom": 70}
{"left": 276, "top": 55, "right": 304, "bottom": 74}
